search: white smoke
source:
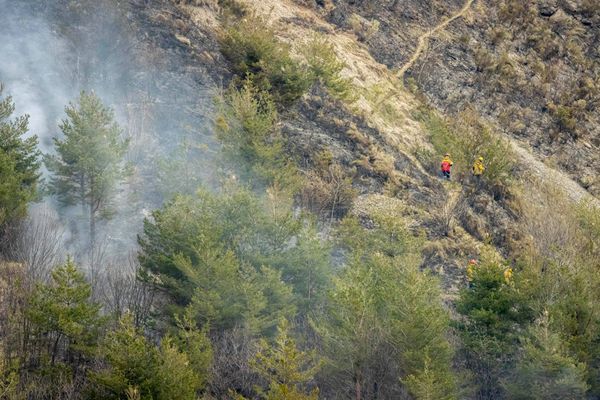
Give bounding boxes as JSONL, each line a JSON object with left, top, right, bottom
{"left": 0, "top": 0, "right": 217, "bottom": 269}
{"left": 0, "top": 3, "right": 73, "bottom": 152}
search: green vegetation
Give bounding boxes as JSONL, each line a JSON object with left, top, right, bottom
{"left": 219, "top": 13, "right": 312, "bottom": 106}
{"left": 216, "top": 80, "right": 300, "bottom": 191}
{"left": 505, "top": 314, "right": 589, "bottom": 399}
{"left": 1, "top": 3, "right": 599, "bottom": 400}
{"left": 456, "top": 250, "right": 531, "bottom": 398}
{"left": 45, "top": 91, "right": 129, "bottom": 248}
{"left": 315, "top": 211, "right": 457, "bottom": 399}
{"left": 91, "top": 314, "right": 206, "bottom": 400}
{"left": 138, "top": 186, "right": 329, "bottom": 324}
{"left": 301, "top": 35, "right": 354, "bottom": 101}
{"left": 220, "top": 14, "right": 354, "bottom": 106}
{"left": 0, "top": 85, "right": 41, "bottom": 231}
{"left": 423, "top": 108, "right": 514, "bottom": 193}
{"left": 241, "top": 319, "right": 320, "bottom": 400}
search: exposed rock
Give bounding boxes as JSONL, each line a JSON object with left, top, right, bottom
{"left": 538, "top": 0, "right": 559, "bottom": 16}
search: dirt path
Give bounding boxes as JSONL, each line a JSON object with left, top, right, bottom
{"left": 396, "top": 0, "right": 475, "bottom": 79}
{"left": 390, "top": 0, "right": 598, "bottom": 207}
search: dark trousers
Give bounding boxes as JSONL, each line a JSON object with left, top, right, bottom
{"left": 442, "top": 170, "right": 451, "bottom": 179}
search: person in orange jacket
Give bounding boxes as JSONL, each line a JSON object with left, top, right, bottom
{"left": 441, "top": 153, "right": 453, "bottom": 180}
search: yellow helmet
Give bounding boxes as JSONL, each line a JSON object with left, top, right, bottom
{"left": 478, "top": 156, "right": 484, "bottom": 161}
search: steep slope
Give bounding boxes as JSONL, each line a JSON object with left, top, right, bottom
{"left": 326, "top": 0, "right": 600, "bottom": 198}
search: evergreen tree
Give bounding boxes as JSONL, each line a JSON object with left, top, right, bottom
{"left": 0, "top": 84, "right": 41, "bottom": 231}
{"left": 24, "top": 259, "right": 104, "bottom": 397}
{"left": 215, "top": 81, "right": 300, "bottom": 191}
{"left": 138, "top": 186, "right": 330, "bottom": 332}
{"left": 27, "top": 258, "right": 104, "bottom": 364}
{"left": 91, "top": 314, "right": 157, "bottom": 399}
{"left": 240, "top": 319, "right": 320, "bottom": 400}
{"left": 456, "top": 250, "right": 532, "bottom": 399}
{"left": 92, "top": 313, "right": 203, "bottom": 400}
{"left": 45, "top": 91, "right": 128, "bottom": 249}
{"left": 315, "top": 213, "right": 456, "bottom": 399}
{"left": 174, "top": 308, "right": 213, "bottom": 388}
{"left": 505, "top": 313, "right": 589, "bottom": 399}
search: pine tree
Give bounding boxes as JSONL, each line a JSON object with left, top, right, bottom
{"left": 456, "top": 249, "right": 532, "bottom": 399}
{"left": 27, "top": 259, "right": 104, "bottom": 363}
{"left": 174, "top": 308, "right": 213, "bottom": 388}
{"left": 315, "top": 213, "right": 456, "bottom": 399}
{"left": 505, "top": 312, "right": 589, "bottom": 399}
{"left": 45, "top": 91, "right": 128, "bottom": 249}
{"left": 139, "top": 187, "right": 335, "bottom": 334}
{"left": 242, "top": 319, "right": 320, "bottom": 400}
{"left": 91, "top": 313, "right": 202, "bottom": 400}
{"left": 91, "top": 314, "right": 157, "bottom": 399}
{"left": 0, "top": 84, "right": 41, "bottom": 230}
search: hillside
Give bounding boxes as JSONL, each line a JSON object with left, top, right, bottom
{"left": 0, "top": 0, "right": 598, "bottom": 399}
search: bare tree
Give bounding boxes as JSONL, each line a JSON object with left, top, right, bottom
{"left": 428, "top": 188, "right": 467, "bottom": 237}
{"left": 209, "top": 327, "right": 260, "bottom": 398}
{"left": 100, "top": 255, "right": 155, "bottom": 326}
{"left": 7, "top": 204, "right": 65, "bottom": 284}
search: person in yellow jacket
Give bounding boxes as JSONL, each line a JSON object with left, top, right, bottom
{"left": 472, "top": 156, "right": 485, "bottom": 176}
{"left": 504, "top": 267, "right": 513, "bottom": 284}
{"left": 466, "top": 259, "right": 478, "bottom": 286}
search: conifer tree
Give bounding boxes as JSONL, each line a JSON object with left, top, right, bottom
{"left": 92, "top": 313, "right": 202, "bottom": 400}
{"left": 0, "top": 84, "right": 41, "bottom": 230}
{"left": 26, "top": 258, "right": 104, "bottom": 385}
{"left": 505, "top": 313, "right": 589, "bottom": 399}
{"left": 242, "top": 319, "right": 320, "bottom": 400}
{"left": 315, "top": 213, "right": 456, "bottom": 399}
{"left": 45, "top": 91, "right": 128, "bottom": 249}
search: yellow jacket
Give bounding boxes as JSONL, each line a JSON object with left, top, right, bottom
{"left": 504, "top": 268, "right": 513, "bottom": 284}
{"left": 466, "top": 262, "right": 477, "bottom": 281}
{"left": 472, "top": 160, "right": 485, "bottom": 176}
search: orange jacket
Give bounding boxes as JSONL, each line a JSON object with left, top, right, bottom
{"left": 441, "top": 157, "right": 453, "bottom": 172}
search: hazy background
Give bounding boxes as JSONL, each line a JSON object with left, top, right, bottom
{"left": 0, "top": 0, "right": 217, "bottom": 271}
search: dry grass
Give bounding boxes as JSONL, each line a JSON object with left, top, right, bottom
{"left": 235, "top": 0, "right": 429, "bottom": 156}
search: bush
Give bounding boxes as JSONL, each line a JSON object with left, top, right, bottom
{"left": 424, "top": 108, "right": 515, "bottom": 193}
{"left": 301, "top": 35, "right": 354, "bottom": 101}
{"left": 348, "top": 13, "right": 379, "bottom": 42}
{"left": 300, "top": 151, "right": 357, "bottom": 220}
{"left": 219, "top": 13, "right": 313, "bottom": 105}
{"left": 215, "top": 80, "right": 301, "bottom": 191}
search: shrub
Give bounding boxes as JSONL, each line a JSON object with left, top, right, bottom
{"left": 215, "top": 80, "right": 301, "bottom": 191}
{"left": 301, "top": 35, "right": 354, "bottom": 101}
{"left": 473, "top": 47, "right": 496, "bottom": 73}
{"left": 219, "top": 13, "right": 313, "bottom": 105}
{"left": 552, "top": 104, "right": 577, "bottom": 132}
{"left": 348, "top": 13, "right": 380, "bottom": 42}
{"left": 300, "top": 151, "right": 357, "bottom": 220}
{"left": 424, "top": 108, "right": 515, "bottom": 193}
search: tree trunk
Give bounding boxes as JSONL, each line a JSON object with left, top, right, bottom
{"left": 90, "top": 201, "right": 95, "bottom": 252}
{"left": 355, "top": 372, "right": 362, "bottom": 400}
{"left": 89, "top": 174, "right": 95, "bottom": 252}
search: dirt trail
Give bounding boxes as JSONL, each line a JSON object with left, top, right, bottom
{"left": 390, "top": 0, "right": 598, "bottom": 207}
{"left": 396, "top": 0, "right": 475, "bottom": 79}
